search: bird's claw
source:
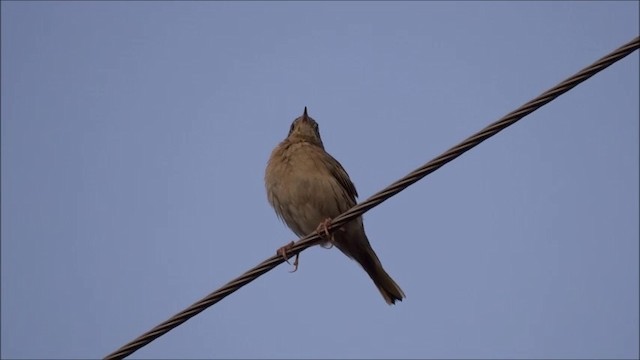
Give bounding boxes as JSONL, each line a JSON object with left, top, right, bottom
{"left": 277, "top": 241, "right": 299, "bottom": 272}
{"left": 317, "top": 218, "right": 335, "bottom": 249}
{"left": 289, "top": 254, "right": 299, "bottom": 273}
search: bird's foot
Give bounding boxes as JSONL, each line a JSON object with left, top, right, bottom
{"left": 317, "top": 218, "right": 335, "bottom": 249}
{"left": 277, "top": 241, "right": 300, "bottom": 273}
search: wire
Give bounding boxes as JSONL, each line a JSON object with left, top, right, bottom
{"left": 104, "top": 36, "right": 639, "bottom": 360}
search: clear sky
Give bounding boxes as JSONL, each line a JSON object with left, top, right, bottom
{"left": 2, "top": 2, "right": 638, "bottom": 359}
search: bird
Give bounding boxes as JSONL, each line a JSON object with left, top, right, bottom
{"left": 264, "top": 107, "right": 405, "bottom": 305}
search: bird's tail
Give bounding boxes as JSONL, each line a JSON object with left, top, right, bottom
{"left": 338, "top": 235, "right": 405, "bottom": 305}
{"left": 361, "top": 248, "right": 406, "bottom": 305}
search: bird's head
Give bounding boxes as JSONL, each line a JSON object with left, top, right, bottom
{"left": 287, "top": 107, "right": 324, "bottom": 148}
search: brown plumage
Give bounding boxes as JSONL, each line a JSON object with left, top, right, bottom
{"left": 265, "top": 107, "right": 405, "bottom": 305}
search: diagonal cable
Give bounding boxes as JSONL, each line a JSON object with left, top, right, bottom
{"left": 104, "top": 36, "right": 639, "bottom": 360}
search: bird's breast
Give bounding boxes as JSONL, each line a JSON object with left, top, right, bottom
{"left": 266, "top": 143, "right": 354, "bottom": 237}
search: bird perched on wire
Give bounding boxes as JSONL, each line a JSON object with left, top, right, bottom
{"left": 264, "top": 107, "right": 405, "bottom": 305}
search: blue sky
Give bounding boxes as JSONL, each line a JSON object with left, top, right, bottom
{"left": 2, "top": 2, "right": 638, "bottom": 359}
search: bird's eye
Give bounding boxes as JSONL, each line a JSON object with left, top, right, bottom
{"left": 288, "top": 121, "right": 296, "bottom": 135}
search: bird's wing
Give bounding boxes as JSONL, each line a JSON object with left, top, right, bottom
{"left": 324, "top": 152, "right": 359, "bottom": 202}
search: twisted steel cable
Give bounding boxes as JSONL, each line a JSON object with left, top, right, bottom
{"left": 105, "top": 36, "right": 639, "bottom": 360}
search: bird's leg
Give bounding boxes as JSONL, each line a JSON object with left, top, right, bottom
{"left": 317, "top": 218, "right": 335, "bottom": 249}
{"left": 277, "top": 241, "right": 294, "bottom": 263}
{"left": 276, "top": 241, "right": 300, "bottom": 273}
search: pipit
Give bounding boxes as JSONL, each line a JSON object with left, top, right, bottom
{"left": 265, "top": 107, "right": 405, "bottom": 305}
